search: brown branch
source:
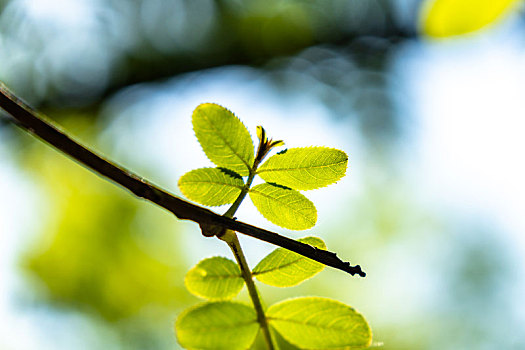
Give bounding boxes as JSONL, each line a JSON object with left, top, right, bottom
{"left": 0, "top": 83, "right": 365, "bottom": 277}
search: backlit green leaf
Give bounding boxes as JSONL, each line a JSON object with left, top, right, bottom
{"left": 257, "top": 147, "right": 348, "bottom": 190}
{"left": 176, "top": 301, "right": 259, "bottom": 350}
{"left": 249, "top": 183, "right": 317, "bottom": 230}
{"left": 178, "top": 167, "right": 244, "bottom": 206}
{"left": 420, "top": 0, "right": 520, "bottom": 38}
{"left": 267, "top": 297, "right": 372, "bottom": 349}
{"left": 193, "top": 103, "right": 254, "bottom": 176}
{"left": 185, "top": 257, "right": 244, "bottom": 300}
{"left": 253, "top": 236, "right": 326, "bottom": 287}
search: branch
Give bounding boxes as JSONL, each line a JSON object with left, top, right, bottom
{"left": 0, "top": 83, "right": 365, "bottom": 277}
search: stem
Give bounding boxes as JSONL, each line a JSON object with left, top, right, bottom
{"left": 0, "top": 83, "right": 365, "bottom": 277}
{"left": 221, "top": 231, "right": 275, "bottom": 350}
{"left": 221, "top": 164, "right": 275, "bottom": 349}
{"left": 223, "top": 171, "right": 256, "bottom": 219}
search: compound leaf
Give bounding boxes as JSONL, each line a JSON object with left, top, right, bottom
{"left": 178, "top": 167, "right": 244, "bottom": 206}
{"left": 249, "top": 183, "right": 317, "bottom": 230}
{"left": 176, "top": 301, "right": 259, "bottom": 350}
{"left": 257, "top": 147, "right": 348, "bottom": 190}
{"left": 185, "top": 257, "right": 244, "bottom": 301}
{"left": 420, "top": 0, "right": 520, "bottom": 38}
{"left": 253, "top": 236, "right": 326, "bottom": 287}
{"left": 267, "top": 297, "right": 372, "bottom": 349}
{"left": 193, "top": 103, "right": 254, "bottom": 176}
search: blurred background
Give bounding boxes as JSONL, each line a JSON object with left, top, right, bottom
{"left": 1, "top": 0, "right": 525, "bottom": 349}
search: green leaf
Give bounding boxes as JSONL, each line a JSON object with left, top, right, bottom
{"left": 176, "top": 301, "right": 259, "bottom": 350}
{"left": 253, "top": 236, "right": 326, "bottom": 287}
{"left": 249, "top": 183, "right": 317, "bottom": 230}
{"left": 185, "top": 257, "right": 244, "bottom": 300}
{"left": 178, "top": 167, "right": 244, "bottom": 206}
{"left": 267, "top": 297, "right": 372, "bottom": 349}
{"left": 257, "top": 147, "right": 348, "bottom": 190}
{"left": 420, "top": 0, "right": 520, "bottom": 38}
{"left": 192, "top": 103, "right": 254, "bottom": 176}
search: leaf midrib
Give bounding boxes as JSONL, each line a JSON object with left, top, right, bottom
{"left": 253, "top": 255, "right": 319, "bottom": 276}
{"left": 181, "top": 180, "right": 244, "bottom": 190}
{"left": 188, "top": 274, "right": 242, "bottom": 280}
{"left": 267, "top": 316, "right": 361, "bottom": 333}
{"left": 201, "top": 111, "right": 252, "bottom": 171}
{"left": 250, "top": 188, "right": 315, "bottom": 225}
{"left": 257, "top": 158, "right": 347, "bottom": 174}
{"left": 182, "top": 320, "right": 258, "bottom": 332}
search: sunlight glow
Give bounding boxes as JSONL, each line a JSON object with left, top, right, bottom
{"left": 407, "top": 33, "right": 525, "bottom": 253}
{"left": 21, "top": 0, "right": 96, "bottom": 28}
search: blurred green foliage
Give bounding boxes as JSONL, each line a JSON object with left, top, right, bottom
{"left": 0, "top": 0, "right": 409, "bottom": 108}
{"left": 17, "top": 116, "right": 190, "bottom": 346}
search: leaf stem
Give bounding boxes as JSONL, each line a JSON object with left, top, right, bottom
{"left": 221, "top": 162, "right": 276, "bottom": 349}
{"left": 222, "top": 170, "right": 256, "bottom": 219}
{"left": 221, "top": 230, "right": 276, "bottom": 350}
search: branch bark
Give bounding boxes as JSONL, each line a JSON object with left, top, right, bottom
{"left": 0, "top": 83, "right": 365, "bottom": 277}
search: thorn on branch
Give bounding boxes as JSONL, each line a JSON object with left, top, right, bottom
{"left": 313, "top": 247, "right": 365, "bottom": 277}
{"left": 345, "top": 263, "right": 366, "bottom": 277}
{"left": 199, "top": 223, "right": 224, "bottom": 237}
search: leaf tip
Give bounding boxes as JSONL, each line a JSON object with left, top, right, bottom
{"left": 191, "top": 103, "right": 254, "bottom": 175}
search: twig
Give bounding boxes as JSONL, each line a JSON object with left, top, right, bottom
{"left": 0, "top": 83, "right": 365, "bottom": 277}
{"left": 222, "top": 230, "right": 276, "bottom": 350}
